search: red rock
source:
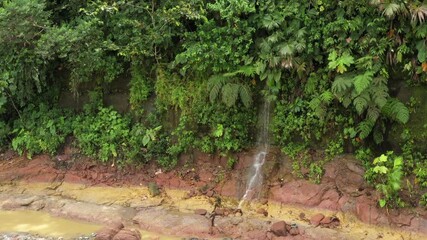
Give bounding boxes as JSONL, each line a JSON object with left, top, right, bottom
{"left": 95, "top": 222, "right": 124, "bottom": 240}
{"left": 355, "top": 199, "right": 379, "bottom": 224}
{"left": 289, "top": 227, "right": 300, "bottom": 236}
{"left": 271, "top": 221, "right": 288, "bottom": 236}
{"left": 269, "top": 180, "right": 326, "bottom": 207}
{"left": 206, "top": 190, "right": 215, "bottom": 197}
{"left": 310, "top": 213, "right": 325, "bottom": 227}
{"left": 256, "top": 208, "right": 268, "bottom": 217}
{"left": 194, "top": 209, "right": 207, "bottom": 215}
{"left": 112, "top": 228, "right": 141, "bottom": 240}
{"left": 320, "top": 216, "right": 333, "bottom": 224}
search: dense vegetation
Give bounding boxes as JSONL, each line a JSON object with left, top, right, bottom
{"left": 1, "top": 0, "right": 427, "bottom": 208}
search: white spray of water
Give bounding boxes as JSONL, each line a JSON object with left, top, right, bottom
{"left": 238, "top": 99, "right": 270, "bottom": 209}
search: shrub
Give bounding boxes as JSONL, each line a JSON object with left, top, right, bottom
{"left": 12, "top": 104, "right": 72, "bottom": 158}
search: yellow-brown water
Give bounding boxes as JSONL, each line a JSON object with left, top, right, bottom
{"left": 0, "top": 210, "right": 100, "bottom": 238}
{"left": 0, "top": 209, "right": 180, "bottom": 240}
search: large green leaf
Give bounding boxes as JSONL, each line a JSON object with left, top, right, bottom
{"left": 354, "top": 71, "right": 374, "bottom": 94}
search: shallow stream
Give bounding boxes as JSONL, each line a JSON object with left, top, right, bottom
{"left": 0, "top": 210, "right": 100, "bottom": 238}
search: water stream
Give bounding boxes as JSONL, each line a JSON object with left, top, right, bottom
{"left": 238, "top": 99, "right": 271, "bottom": 209}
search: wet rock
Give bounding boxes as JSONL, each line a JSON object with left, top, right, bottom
{"left": 320, "top": 216, "right": 333, "bottom": 224}
{"left": 112, "top": 228, "right": 141, "bottom": 240}
{"left": 206, "top": 190, "right": 215, "bottom": 197}
{"left": 213, "top": 208, "right": 223, "bottom": 216}
{"left": 148, "top": 182, "right": 160, "bottom": 197}
{"left": 310, "top": 213, "right": 325, "bottom": 227}
{"left": 355, "top": 199, "right": 379, "bottom": 224}
{"left": 194, "top": 209, "right": 207, "bottom": 216}
{"left": 289, "top": 225, "right": 300, "bottom": 236}
{"left": 2, "top": 196, "right": 40, "bottom": 209}
{"left": 133, "top": 207, "right": 211, "bottom": 236}
{"left": 319, "top": 216, "right": 340, "bottom": 228}
{"left": 271, "top": 221, "right": 288, "bottom": 236}
{"left": 256, "top": 208, "right": 268, "bottom": 217}
{"left": 270, "top": 180, "right": 326, "bottom": 207}
{"left": 95, "top": 222, "right": 124, "bottom": 240}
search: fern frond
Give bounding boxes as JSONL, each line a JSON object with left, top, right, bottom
{"left": 382, "top": 99, "right": 409, "bottom": 124}
{"left": 309, "top": 97, "right": 321, "bottom": 111}
{"left": 278, "top": 43, "right": 294, "bottom": 56}
{"left": 357, "top": 120, "right": 375, "bottom": 139}
{"left": 370, "top": 83, "right": 388, "bottom": 108}
{"left": 353, "top": 94, "right": 369, "bottom": 115}
{"left": 367, "top": 106, "right": 380, "bottom": 122}
{"left": 239, "top": 84, "right": 253, "bottom": 108}
{"left": 224, "top": 65, "right": 256, "bottom": 77}
{"left": 354, "top": 71, "right": 374, "bottom": 94}
{"left": 332, "top": 74, "right": 354, "bottom": 94}
{"left": 320, "top": 91, "right": 334, "bottom": 104}
{"left": 208, "top": 75, "right": 227, "bottom": 104}
{"left": 222, "top": 83, "right": 240, "bottom": 107}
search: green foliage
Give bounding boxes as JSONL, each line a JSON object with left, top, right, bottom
{"left": 129, "top": 61, "right": 152, "bottom": 116}
{"left": 72, "top": 107, "right": 131, "bottom": 163}
{"left": 196, "top": 104, "right": 255, "bottom": 154}
{"left": 0, "top": 0, "right": 51, "bottom": 108}
{"left": 365, "top": 152, "right": 405, "bottom": 208}
{"left": 273, "top": 98, "right": 327, "bottom": 147}
{"left": 328, "top": 51, "right": 355, "bottom": 74}
{"left": 207, "top": 66, "right": 254, "bottom": 108}
{"left": 12, "top": 104, "right": 72, "bottom": 158}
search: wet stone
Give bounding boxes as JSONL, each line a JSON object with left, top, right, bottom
{"left": 271, "top": 221, "right": 288, "bottom": 236}
{"left": 194, "top": 209, "right": 207, "bottom": 216}
{"left": 310, "top": 213, "right": 325, "bottom": 227}
{"left": 256, "top": 208, "right": 268, "bottom": 217}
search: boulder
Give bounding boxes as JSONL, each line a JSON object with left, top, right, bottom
{"left": 112, "top": 228, "right": 141, "bottom": 240}
{"left": 95, "top": 222, "right": 124, "bottom": 240}
{"left": 271, "top": 221, "right": 288, "bottom": 236}
{"left": 310, "top": 213, "right": 325, "bottom": 227}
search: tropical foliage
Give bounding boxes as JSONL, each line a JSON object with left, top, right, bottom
{"left": 1, "top": 0, "right": 427, "bottom": 205}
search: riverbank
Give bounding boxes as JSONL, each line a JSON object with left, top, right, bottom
{"left": 1, "top": 150, "right": 427, "bottom": 239}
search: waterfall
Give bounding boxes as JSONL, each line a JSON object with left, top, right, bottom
{"left": 238, "top": 99, "right": 271, "bottom": 209}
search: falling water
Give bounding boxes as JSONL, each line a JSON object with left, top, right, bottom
{"left": 238, "top": 98, "right": 271, "bottom": 209}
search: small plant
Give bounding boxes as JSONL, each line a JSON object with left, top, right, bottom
{"left": 227, "top": 156, "right": 237, "bottom": 170}
{"left": 365, "top": 152, "right": 405, "bottom": 208}
{"left": 308, "top": 162, "right": 324, "bottom": 184}
{"left": 420, "top": 193, "right": 427, "bottom": 207}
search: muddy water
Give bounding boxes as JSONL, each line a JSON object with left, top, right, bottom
{"left": 0, "top": 210, "right": 180, "bottom": 240}
{"left": 0, "top": 210, "right": 100, "bottom": 238}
